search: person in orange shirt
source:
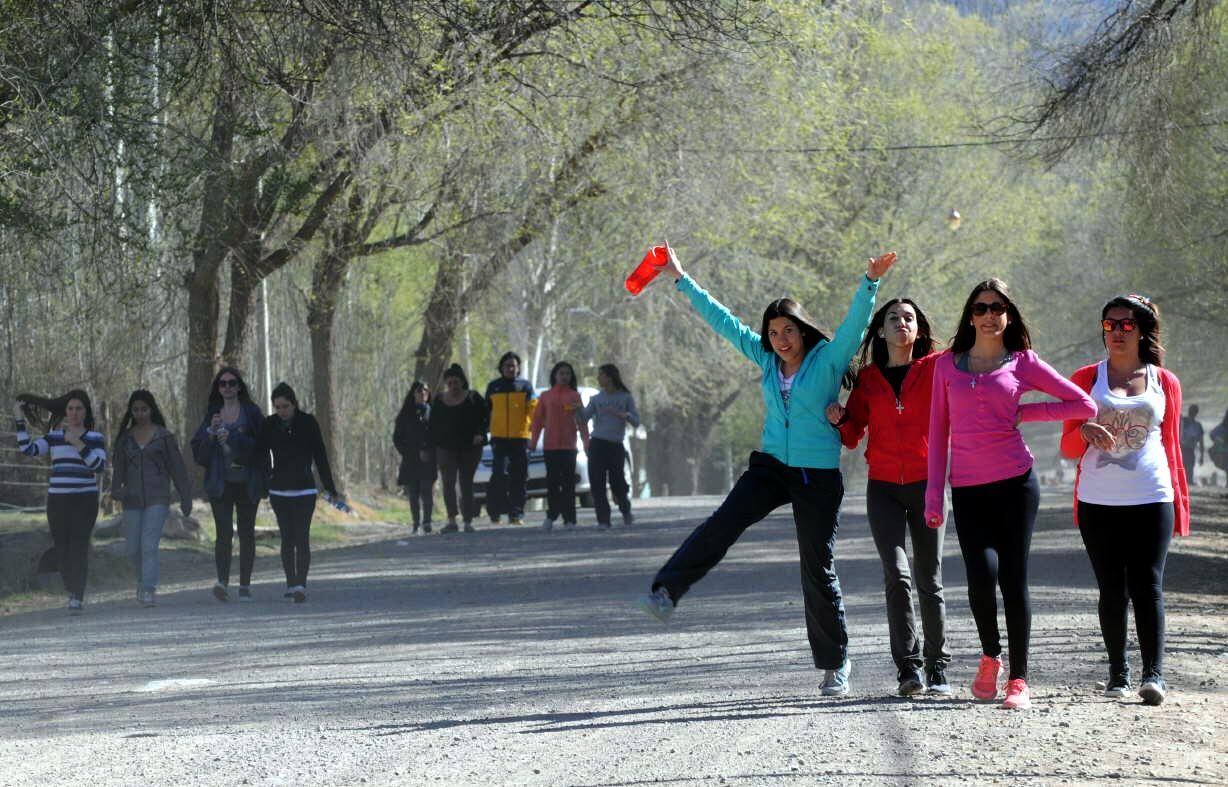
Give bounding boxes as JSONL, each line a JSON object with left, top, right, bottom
{"left": 531, "top": 361, "right": 590, "bottom": 531}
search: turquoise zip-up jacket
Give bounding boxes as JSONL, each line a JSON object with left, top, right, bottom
{"left": 676, "top": 273, "right": 879, "bottom": 469}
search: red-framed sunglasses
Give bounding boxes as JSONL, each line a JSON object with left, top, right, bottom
{"left": 1102, "top": 318, "right": 1138, "bottom": 333}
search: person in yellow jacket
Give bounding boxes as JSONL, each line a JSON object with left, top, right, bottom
{"left": 485, "top": 352, "right": 538, "bottom": 524}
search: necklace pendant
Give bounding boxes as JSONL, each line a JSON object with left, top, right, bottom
{"left": 970, "top": 377, "right": 977, "bottom": 389}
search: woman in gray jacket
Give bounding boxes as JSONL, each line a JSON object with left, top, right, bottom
{"left": 111, "top": 390, "right": 193, "bottom": 606}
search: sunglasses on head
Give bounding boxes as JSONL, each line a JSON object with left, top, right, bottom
{"left": 1102, "top": 318, "right": 1137, "bottom": 333}
{"left": 970, "top": 302, "right": 1008, "bottom": 316}
{"left": 218, "top": 379, "right": 240, "bottom": 388}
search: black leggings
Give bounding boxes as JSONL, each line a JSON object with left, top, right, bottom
{"left": 951, "top": 469, "right": 1040, "bottom": 680}
{"left": 1078, "top": 501, "right": 1172, "bottom": 678}
{"left": 47, "top": 492, "right": 99, "bottom": 600}
{"left": 544, "top": 449, "right": 577, "bottom": 523}
{"left": 271, "top": 494, "right": 316, "bottom": 587}
{"left": 404, "top": 478, "right": 434, "bottom": 525}
{"left": 210, "top": 481, "right": 259, "bottom": 587}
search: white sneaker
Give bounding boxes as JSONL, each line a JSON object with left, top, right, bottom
{"left": 563, "top": 521, "right": 577, "bottom": 530}
{"left": 141, "top": 590, "right": 157, "bottom": 607}
{"left": 821, "top": 658, "right": 852, "bottom": 696}
{"left": 637, "top": 587, "right": 674, "bottom": 623}
{"left": 67, "top": 597, "right": 84, "bottom": 614}
{"left": 542, "top": 517, "right": 555, "bottom": 532}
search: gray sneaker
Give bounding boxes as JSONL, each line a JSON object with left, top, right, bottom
{"left": 637, "top": 587, "right": 674, "bottom": 623}
{"left": 542, "top": 517, "right": 555, "bottom": 532}
{"left": 1139, "top": 674, "right": 1167, "bottom": 706}
{"left": 141, "top": 590, "right": 157, "bottom": 608}
{"left": 821, "top": 658, "right": 852, "bottom": 696}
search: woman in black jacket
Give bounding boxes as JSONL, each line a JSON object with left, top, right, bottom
{"left": 394, "top": 380, "right": 436, "bottom": 534}
{"left": 430, "top": 364, "right": 488, "bottom": 533}
{"left": 256, "top": 382, "right": 341, "bottom": 603}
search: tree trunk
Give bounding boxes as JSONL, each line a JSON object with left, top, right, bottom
{"left": 307, "top": 244, "right": 352, "bottom": 493}
{"left": 413, "top": 249, "right": 466, "bottom": 387}
{"left": 182, "top": 79, "right": 237, "bottom": 448}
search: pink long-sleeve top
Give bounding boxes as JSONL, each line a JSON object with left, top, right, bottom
{"left": 925, "top": 349, "right": 1096, "bottom": 522}
{"left": 530, "top": 385, "right": 590, "bottom": 452}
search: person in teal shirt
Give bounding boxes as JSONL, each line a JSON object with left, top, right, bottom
{"left": 638, "top": 243, "right": 897, "bottom": 697}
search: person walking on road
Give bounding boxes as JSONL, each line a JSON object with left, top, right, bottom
{"left": 530, "top": 361, "right": 590, "bottom": 531}
{"left": 432, "top": 364, "right": 488, "bottom": 533}
{"left": 926, "top": 278, "right": 1096, "bottom": 710}
{"left": 256, "top": 382, "right": 341, "bottom": 604}
{"left": 111, "top": 390, "right": 193, "bottom": 607}
{"left": 394, "top": 381, "right": 436, "bottom": 534}
{"left": 827, "top": 298, "right": 950, "bottom": 697}
{"left": 638, "top": 242, "right": 897, "bottom": 698}
{"left": 1179, "top": 404, "right": 1204, "bottom": 484}
{"left": 13, "top": 390, "right": 107, "bottom": 614}
{"left": 580, "top": 363, "right": 640, "bottom": 528}
{"left": 191, "top": 367, "right": 265, "bottom": 603}
{"left": 1060, "top": 294, "right": 1189, "bottom": 706}
{"left": 485, "top": 352, "right": 537, "bottom": 525}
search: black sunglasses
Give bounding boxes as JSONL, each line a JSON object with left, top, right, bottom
{"left": 970, "top": 302, "right": 1008, "bottom": 316}
{"left": 217, "top": 379, "right": 240, "bottom": 388}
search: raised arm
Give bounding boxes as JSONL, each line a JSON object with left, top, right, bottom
{"left": 822, "top": 253, "right": 895, "bottom": 370}
{"left": 659, "top": 243, "right": 771, "bottom": 366}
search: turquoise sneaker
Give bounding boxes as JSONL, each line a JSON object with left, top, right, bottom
{"left": 821, "top": 658, "right": 852, "bottom": 696}
{"left": 637, "top": 588, "right": 674, "bottom": 623}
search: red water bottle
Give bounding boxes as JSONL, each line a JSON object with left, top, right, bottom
{"left": 624, "top": 245, "right": 669, "bottom": 296}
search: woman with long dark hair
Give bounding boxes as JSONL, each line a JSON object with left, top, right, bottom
{"left": 430, "top": 364, "right": 489, "bottom": 533}
{"left": 1060, "top": 294, "right": 1189, "bottom": 705}
{"left": 256, "top": 382, "right": 339, "bottom": 604}
{"left": 190, "top": 367, "right": 265, "bottom": 602}
{"left": 827, "top": 298, "right": 950, "bottom": 696}
{"left": 394, "top": 380, "right": 436, "bottom": 534}
{"left": 12, "top": 390, "right": 107, "bottom": 613}
{"left": 926, "top": 278, "right": 1096, "bottom": 710}
{"left": 638, "top": 243, "right": 896, "bottom": 697}
{"left": 580, "top": 363, "right": 640, "bottom": 528}
{"left": 111, "top": 390, "right": 193, "bottom": 607}
{"left": 530, "top": 361, "right": 590, "bottom": 531}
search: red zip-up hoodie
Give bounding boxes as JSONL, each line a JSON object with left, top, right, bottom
{"left": 839, "top": 352, "right": 939, "bottom": 485}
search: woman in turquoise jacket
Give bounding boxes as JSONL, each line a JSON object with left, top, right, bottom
{"left": 639, "top": 244, "right": 897, "bottom": 696}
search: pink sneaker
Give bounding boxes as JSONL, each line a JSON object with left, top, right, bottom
{"left": 1001, "top": 678, "right": 1031, "bottom": 710}
{"left": 971, "top": 654, "right": 1002, "bottom": 700}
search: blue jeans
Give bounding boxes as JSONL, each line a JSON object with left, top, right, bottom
{"left": 487, "top": 438, "right": 529, "bottom": 519}
{"left": 124, "top": 504, "right": 169, "bottom": 592}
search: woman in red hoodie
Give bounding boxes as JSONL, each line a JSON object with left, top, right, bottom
{"left": 827, "top": 298, "right": 949, "bottom": 697}
{"left": 1060, "top": 294, "right": 1189, "bottom": 706}
{"left": 531, "top": 361, "right": 590, "bottom": 531}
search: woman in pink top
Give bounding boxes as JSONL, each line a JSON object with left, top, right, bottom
{"left": 530, "top": 361, "right": 590, "bottom": 531}
{"left": 926, "top": 278, "right": 1095, "bottom": 710}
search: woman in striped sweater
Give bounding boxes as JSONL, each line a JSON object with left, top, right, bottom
{"left": 13, "top": 390, "right": 108, "bottom": 614}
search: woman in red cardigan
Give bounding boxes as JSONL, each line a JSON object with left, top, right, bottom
{"left": 828, "top": 298, "right": 949, "bottom": 697}
{"left": 1060, "top": 294, "right": 1190, "bottom": 706}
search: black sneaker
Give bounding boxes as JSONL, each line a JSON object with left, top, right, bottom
{"left": 1139, "top": 674, "right": 1167, "bottom": 706}
{"left": 898, "top": 668, "right": 926, "bottom": 697}
{"left": 422, "top": 523, "right": 433, "bottom": 534}
{"left": 238, "top": 586, "right": 253, "bottom": 603}
{"left": 621, "top": 510, "right": 634, "bottom": 526}
{"left": 1103, "top": 668, "right": 1131, "bottom": 698}
{"left": 412, "top": 523, "right": 420, "bottom": 534}
{"left": 926, "top": 668, "right": 953, "bottom": 696}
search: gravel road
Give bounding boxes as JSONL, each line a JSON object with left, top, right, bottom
{"left": 1, "top": 490, "right": 1225, "bottom": 786}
